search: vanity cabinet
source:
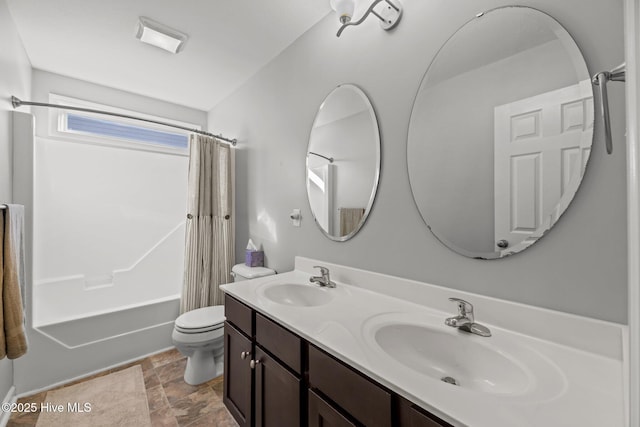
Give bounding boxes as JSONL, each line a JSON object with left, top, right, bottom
{"left": 224, "top": 295, "right": 303, "bottom": 427}
{"left": 224, "top": 295, "right": 453, "bottom": 427}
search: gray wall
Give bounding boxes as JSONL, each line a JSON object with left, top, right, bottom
{"left": 0, "top": 0, "right": 32, "bottom": 401}
{"left": 209, "top": 0, "right": 627, "bottom": 323}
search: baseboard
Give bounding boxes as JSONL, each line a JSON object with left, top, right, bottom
{"left": 0, "top": 386, "right": 17, "bottom": 427}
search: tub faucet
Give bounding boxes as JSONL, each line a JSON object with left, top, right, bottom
{"left": 310, "top": 266, "right": 336, "bottom": 288}
{"left": 445, "top": 298, "right": 491, "bottom": 337}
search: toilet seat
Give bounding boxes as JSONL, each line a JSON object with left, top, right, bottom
{"left": 175, "top": 306, "right": 225, "bottom": 334}
{"left": 175, "top": 323, "right": 223, "bottom": 334}
{"left": 172, "top": 325, "right": 224, "bottom": 346}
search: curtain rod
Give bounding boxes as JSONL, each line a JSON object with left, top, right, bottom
{"left": 11, "top": 96, "right": 237, "bottom": 146}
{"left": 308, "top": 151, "right": 334, "bottom": 163}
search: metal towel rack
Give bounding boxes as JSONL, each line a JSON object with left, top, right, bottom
{"left": 592, "top": 62, "right": 626, "bottom": 154}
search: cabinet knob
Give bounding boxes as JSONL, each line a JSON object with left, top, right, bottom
{"left": 250, "top": 359, "right": 261, "bottom": 369}
{"left": 240, "top": 351, "right": 250, "bottom": 360}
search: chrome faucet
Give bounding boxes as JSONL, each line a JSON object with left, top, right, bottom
{"left": 310, "top": 266, "right": 336, "bottom": 288}
{"left": 444, "top": 298, "right": 491, "bottom": 337}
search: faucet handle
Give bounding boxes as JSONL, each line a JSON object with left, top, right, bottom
{"left": 448, "top": 297, "right": 474, "bottom": 317}
{"left": 313, "top": 265, "right": 329, "bottom": 276}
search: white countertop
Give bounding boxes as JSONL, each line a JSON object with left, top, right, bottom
{"left": 220, "top": 257, "right": 627, "bottom": 427}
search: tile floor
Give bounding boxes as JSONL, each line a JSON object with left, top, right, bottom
{"left": 7, "top": 348, "right": 239, "bottom": 427}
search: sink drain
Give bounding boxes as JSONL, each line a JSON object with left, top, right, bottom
{"left": 441, "top": 376, "right": 458, "bottom": 386}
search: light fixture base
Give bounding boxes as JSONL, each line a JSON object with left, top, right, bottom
{"left": 378, "top": 0, "right": 402, "bottom": 31}
{"left": 335, "top": 0, "right": 403, "bottom": 37}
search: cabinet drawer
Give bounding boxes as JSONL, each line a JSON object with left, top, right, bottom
{"left": 398, "top": 397, "right": 453, "bottom": 427}
{"left": 308, "top": 345, "right": 391, "bottom": 427}
{"left": 256, "top": 313, "right": 303, "bottom": 374}
{"left": 308, "top": 389, "right": 356, "bottom": 427}
{"left": 225, "top": 295, "right": 253, "bottom": 337}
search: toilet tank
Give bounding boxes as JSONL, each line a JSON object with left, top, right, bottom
{"left": 231, "top": 263, "right": 276, "bottom": 282}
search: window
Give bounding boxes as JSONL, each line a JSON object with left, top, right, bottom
{"left": 50, "top": 94, "right": 198, "bottom": 155}
{"left": 65, "top": 114, "right": 188, "bottom": 149}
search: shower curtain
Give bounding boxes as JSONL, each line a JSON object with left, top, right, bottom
{"left": 180, "top": 134, "right": 233, "bottom": 313}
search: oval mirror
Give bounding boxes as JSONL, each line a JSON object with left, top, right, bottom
{"left": 306, "top": 84, "right": 381, "bottom": 241}
{"left": 407, "top": 6, "right": 593, "bottom": 259}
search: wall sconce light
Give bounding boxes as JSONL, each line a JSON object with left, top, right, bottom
{"left": 135, "top": 17, "right": 188, "bottom": 53}
{"left": 330, "top": 0, "right": 402, "bottom": 37}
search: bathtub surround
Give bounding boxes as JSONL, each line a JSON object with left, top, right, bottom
{"left": 0, "top": 0, "right": 32, "bottom": 408}
{"left": 181, "top": 134, "right": 233, "bottom": 313}
{"left": 10, "top": 70, "right": 207, "bottom": 394}
{"left": 208, "top": 0, "right": 626, "bottom": 323}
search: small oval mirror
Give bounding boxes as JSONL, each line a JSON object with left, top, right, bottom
{"left": 306, "top": 84, "right": 381, "bottom": 241}
{"left": 407, "top": 6, "right": 593, "bottom": 259}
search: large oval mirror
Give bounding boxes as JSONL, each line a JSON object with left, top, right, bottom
{"left": 306, "top": 84, "right": 381, "bottom": 241}
{"left": 407, "top": 6, "right": 593, "bottom": 259}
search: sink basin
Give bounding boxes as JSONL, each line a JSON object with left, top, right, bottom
{"left": 374, "top": 324, "right": 529, "bottom": 395}
{"left": 364, "top": 315, "right": 566, "bottom": 400}
{"left": 262, "top": 283, "right": 333, "bottom": 307}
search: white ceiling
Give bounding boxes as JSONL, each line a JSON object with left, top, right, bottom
{"left": 6, "top": 0, "right": 331, "bottom": 111}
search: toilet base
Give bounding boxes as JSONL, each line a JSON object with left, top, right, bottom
{"left": 184, "top": 350, "right": 224, "bottom": 385}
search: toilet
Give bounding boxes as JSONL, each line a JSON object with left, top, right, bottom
{"left": 172, "top": 263, "right": 275, "bottom": 385}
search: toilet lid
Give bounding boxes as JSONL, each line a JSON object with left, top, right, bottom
{"left": 175, "top": 306, "right": 225, "bottom": 330}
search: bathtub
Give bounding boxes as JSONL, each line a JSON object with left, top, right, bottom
{"left": 36, "top": 296, "right": 179, "bottom": 348}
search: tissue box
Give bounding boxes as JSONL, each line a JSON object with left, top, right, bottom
{"left": 245, "top": 250, "right": 264, "bottom": 267}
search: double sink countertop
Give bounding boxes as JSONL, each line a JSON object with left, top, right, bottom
{"left": 220, "top": 256, "right": 627, "bottom": 427}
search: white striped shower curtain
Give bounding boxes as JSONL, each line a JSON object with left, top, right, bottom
{"left": 180, "top": 134, "right": 234, "bottom": 314}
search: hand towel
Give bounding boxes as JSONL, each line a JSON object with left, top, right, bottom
{"left": 1, "top": 204, "right": 28, "bottom": 359}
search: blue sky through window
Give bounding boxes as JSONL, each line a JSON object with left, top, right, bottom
{"left": 66, "top": 114, "right": 188, "bottom": 149}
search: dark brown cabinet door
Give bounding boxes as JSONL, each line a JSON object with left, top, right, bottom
{"left": 308, "top": 345, "right": 392, "bottom": 427}
{"left": 254, "top": 346, "right": 301, "bottom": 427}
{"left": 224, "top": 321, "right": 253, "bottom": 427}
{"left": 308, "top": 390, "right": 356, "bottom": 427}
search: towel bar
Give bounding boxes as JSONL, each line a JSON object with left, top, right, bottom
{"left": 592, "top": 62, "right": 626, "bottom": 154}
